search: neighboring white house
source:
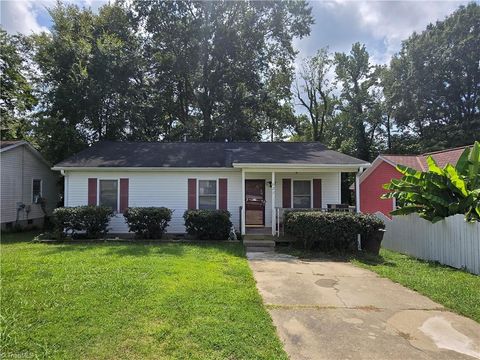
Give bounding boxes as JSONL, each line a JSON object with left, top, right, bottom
{"left": 53, "top": 141, "right": 370, "bottom": 236}
{"left": 1, "top": 140, "right": 59, "bottom": 230}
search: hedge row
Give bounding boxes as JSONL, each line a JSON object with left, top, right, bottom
{"left": 53, "top": 205, "right": 114, "bottom": 239}
{"left": 53, "top": 206, "right": 232, "bottom": 240}
{"left": 284, "top": 211, "right": 384, "bottom": 252}
{"left": 183, "top": 210, "right": 232, "bottom": 240}
{"left": 124, "top": 207, "right": 172, "bottom": 239}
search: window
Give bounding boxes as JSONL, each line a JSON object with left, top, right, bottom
{"left": 293, "top": 180, "right": 311, "bottom": 208}
{"left": 198, "top": 180, "right": 217, "bottom": 209}
{"left": 99, "top": 180, "right": 118, "bottom": 211}
{"left": 32, "top": 179, "right": 42, "bottom": 203}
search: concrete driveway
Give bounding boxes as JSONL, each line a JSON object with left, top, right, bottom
{"left": 247, "top": 252, "right": 480, "bottom": 360}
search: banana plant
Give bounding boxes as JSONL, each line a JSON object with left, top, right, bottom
{"left": 382, "top": 141, "right": 480, "bottom": 223}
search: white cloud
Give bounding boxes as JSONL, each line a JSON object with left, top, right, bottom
{"left": 352, "top": 1, "right": 465, "bottom": 63}
{"left": 0, "top": 0, "right": 109, "bottom": 35}
{"left": 0, "top": 0, "right": 51, "bottom": 34}
{"left": 317, "top": 0, "right": 466, "bottom": 64}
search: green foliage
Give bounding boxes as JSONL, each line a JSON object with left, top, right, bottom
{"left": 383, "top": 141, "right": 480, "bottom": 222}
{"left": 123, "top": 207, "right": 172, "bottom": 239}
{"left": 1, "top": 239, "right": 288, "bottom": 359}
{"left": 334, "top": 43, "right": 383, "bottom": 161}
{"left": 53, "top": 206, "right": 114, "bottom": 238}
{"left": 18, "top": 1, "right": 313, "bottom": 163}
{"left": 2, "top": 0, "right": 477, "bottom": 164}
{"left": 284, "top": 211, "right": 384, "bottom": 251}
{"left": 296, "top": 48, "right": 336, "bottom": 142}
{"left": 31, "top": 3, "right": 140, "bottom": 163}
{"left": 384, "top": 3, "right": 480, "bottom": 152}
{"left": 0, "top": 29, "right": 37, "bottom": 141}
{"left": 352, "top": 249, "right": 480, "bottom": 323}
{"left": 183, "top": 210, "right": 232, "bottom": 240}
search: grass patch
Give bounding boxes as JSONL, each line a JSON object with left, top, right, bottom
{"left": 1, "top": 232, "right": 287, "bottom": 359}
{"left": 352, "top": 249, "right": 480, "bottom": 323}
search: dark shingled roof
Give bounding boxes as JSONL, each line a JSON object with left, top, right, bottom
{"left": 0, "top": 140, "right": 23, "bottom": 149}
{"left": 54, "top": 141, "right": 368, "bottom": 168}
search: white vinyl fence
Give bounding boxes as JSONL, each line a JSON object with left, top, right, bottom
{"left": 376, "top": 212, "right": 480, "bottom": 275}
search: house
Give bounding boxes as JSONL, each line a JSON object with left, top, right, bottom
{"left": 359, "top": 145, "right": 470, "bottom": 217}
{"left": 53, "top": 141, "right": 370, "bottom": 236}
{"left": 1, "top": 140, "right": 59, "bottom": 230}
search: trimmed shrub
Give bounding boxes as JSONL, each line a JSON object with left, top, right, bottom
{"left": 183, "top": 210, "right": 232, "bottom": 240}
{"left": 53, "top": 206, "right": 114, "bottom": 239}
{"left": 284, "top": 211, "right": 384, "bottom": 252}
{"left": 124, "top": 207, "right": 172, "bottom": 239}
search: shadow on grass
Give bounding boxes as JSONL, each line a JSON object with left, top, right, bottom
{"left": 351, "top": 253, "right": 397, "bottom": 267}
{"left": 1, "top": 231, "right": 41, "bottom": 244}
{"left": 38, "top": 240, "right": 245, "bottom": 258}
{"left": 106, "top": 244, "right": 187, "bottom": 257}
{"left": 277, "top": 245, "right": 398, "bottom": 267}
{"left": 276, "top": 245, "right": 354, "bottom": 263}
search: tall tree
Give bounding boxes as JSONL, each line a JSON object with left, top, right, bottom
{"left": 385, "top": 3, "right": 480, "bottom": 152}
{"left": 31, "top": 2, "right": 142, "bottom": 163}
{"left": 0, "top": 29, "right": 37, "bottom": 140}
{"left": 133, "top": 0, "right": 313, "bottom": 141}
{"left": 296, "top": 48, "right": 335, "bottom": 142}
{"left": 335, "top": 43, "right": 382, "bottom": 161}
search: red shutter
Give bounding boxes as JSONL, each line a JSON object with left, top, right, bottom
{"left": 313, "top": 179, "right": 322, "bottom": 208}
{"left": 282, "top": 178, "right": 291, "bottom": 208}
{"left": 219, "top": 178, "right": 228, "bottom": 210}
{"left": 120, "top": 178, "right": 129, "bottom": 213}
{"left": 188, "top": 178, "right": 197, "bottom": 210}
{"left": 88, "top": 178, "right": 97, "bottom": 205}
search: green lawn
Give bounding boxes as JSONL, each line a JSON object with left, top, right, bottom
{"left": 1, "top": 232, "right": 287, "bottom": 360}
{"left": 352, "top": 249, "right": 480, "bottom": 323}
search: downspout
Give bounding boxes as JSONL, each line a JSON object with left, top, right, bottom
{"left": 355, "top": 167, "right": 364, "bottom": 213}
{"left": 356, "top": 166, "right": 365, "bottom": 251}
{"left": 60, "top": 169, "right": 67, "bottom": 207}
{"left": 241, "top": 168, "right": 246, "bottom": 235}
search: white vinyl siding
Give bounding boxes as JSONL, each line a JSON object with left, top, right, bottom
{"left": 64, "top": 169, "right": 343, "bottom": 233}
{"left": 65, "top": 170, "right": 242, "bottom": 233}
{"left": 276, "top": 172, "right": 341, "bottom": 210}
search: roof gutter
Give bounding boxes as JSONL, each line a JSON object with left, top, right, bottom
{"left": 232, "top": 163, "right": 371, "bottom": 169}
{"left": 51, "top": 166, "right": 239, "bottom": 172}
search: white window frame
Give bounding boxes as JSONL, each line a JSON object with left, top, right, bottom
{"left": 32, "top": 178, "right": 42, "bottom": 203}
{"left": 197, "top": 179, "right": 218, "bottom": 210}
{"left": 292, "top": 179, "right": 313, "bottom": 209}
{"left": 97, "top": 178, "right": 120, "bottom": 213}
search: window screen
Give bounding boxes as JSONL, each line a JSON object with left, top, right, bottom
{"left": 198, "top": 180, "right": 217, "bottom": 210}
{"left": 99, "top": 180, "right": 118, "bottom": 211}
{"left": 293, "top": 180, "right": 311, "bottom": 208}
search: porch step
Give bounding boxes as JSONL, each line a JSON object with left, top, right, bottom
{"left": 246, "top": 246, "right": 274, "bottom": 253}
{"left": 243, "top": 234, "right": 275, "bottom": 241}
{"left": 243, "top": 239, "right": 276, "bottom": 247}
{"left": 244, "top": 239, "right": 275, "bottom": 253}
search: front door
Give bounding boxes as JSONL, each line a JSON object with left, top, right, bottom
{"left": 245, "top": 180, "right": 265, "bottom": 226}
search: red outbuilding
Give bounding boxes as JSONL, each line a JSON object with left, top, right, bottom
{"left": 359, "top": 146, "right": 470, "bottom": 217}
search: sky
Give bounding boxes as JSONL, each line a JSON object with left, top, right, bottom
{"left": 1, "top": 0, "right": 471, "bottom": 66}
{"left": 2, "top": 0, "right": 471, "bottom": 121}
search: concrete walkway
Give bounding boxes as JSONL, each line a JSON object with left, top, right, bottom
{"left": 247, "top": 252, "right": 480, "bottom": 360}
